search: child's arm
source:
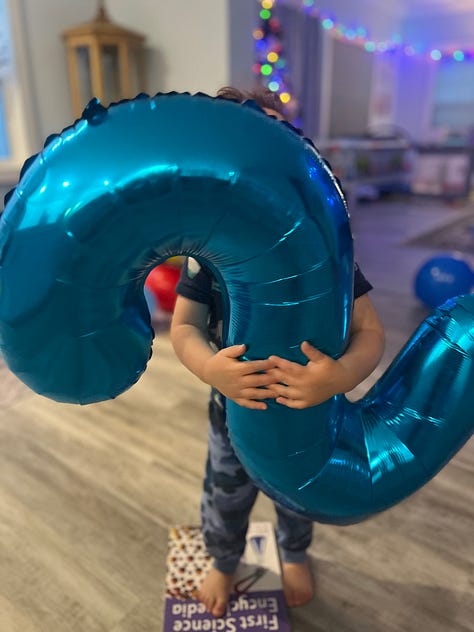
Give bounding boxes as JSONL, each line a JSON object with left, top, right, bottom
{"left": 170, "top": 295, "right": 277, "bottom": 410}
{"left": 267, "top": 294, "right": 385, "bottom": 409}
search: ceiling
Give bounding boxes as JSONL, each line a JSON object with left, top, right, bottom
{"left": 399, "top": 0, "right": 474, "bottom": 17}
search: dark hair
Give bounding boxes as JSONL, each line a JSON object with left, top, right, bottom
{"left": 216, "top": 86, "right": 284, "bottom": 115}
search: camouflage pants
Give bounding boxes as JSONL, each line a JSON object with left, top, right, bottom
{"left": 201, "top": 390, "right": 313, "bottom": 575}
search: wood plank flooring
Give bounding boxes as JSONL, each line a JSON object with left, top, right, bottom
{"left": 0, "top": 196, "right": 473, "bottom": 631}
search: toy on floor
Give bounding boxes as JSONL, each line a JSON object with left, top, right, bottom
{"left": 414, "top": 254, "right": 473, "bottom": 308}
{"left": 145, "top": 262, "right": 181, "bottom": 313}
{"left": 0, "top": 93, "right": 472, "bottom": 524}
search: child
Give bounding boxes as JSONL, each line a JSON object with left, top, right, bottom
{"left": 170, "top": 87, "right": 385, "bottom": 618}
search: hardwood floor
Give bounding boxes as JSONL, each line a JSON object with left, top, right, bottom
{"left": 0, "top": 196, "right": 473, "bottom": 631}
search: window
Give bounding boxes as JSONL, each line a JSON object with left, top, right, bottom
{"left": 432, "top": 60, "right": 474, "bottom": 133}
{"left": 0, "top": 0, "right": 13, "bottom": 159}
{"left": 0, "top": 0, "right": 38, "bottom": 183}
{"left": 0, "top": 86, "right": 9, "bottom": 157}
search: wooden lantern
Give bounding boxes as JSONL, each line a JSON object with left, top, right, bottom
{"left": 63, "top": 1, "right": 146, "bottom": 118}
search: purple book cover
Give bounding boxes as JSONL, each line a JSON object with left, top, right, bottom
{"left": 163, "top": 522, "right": 291, "bottom": 631}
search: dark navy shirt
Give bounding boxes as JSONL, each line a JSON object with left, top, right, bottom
{"left": 176, "top": 259, "right": 372, "bottom": 350}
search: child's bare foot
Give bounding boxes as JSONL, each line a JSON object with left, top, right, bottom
{"left": 198, "top": 567, "right": 234, "bottom": 617}
{"left": 282, "top": 559, "right": 314, "bottom": 607}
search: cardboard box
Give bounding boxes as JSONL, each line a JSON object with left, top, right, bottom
{"left": 163, "top": 521, "right": 291, "bottom": 631}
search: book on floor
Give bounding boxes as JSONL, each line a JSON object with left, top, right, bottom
{"left": 163, "top": 521, "right": 291, "bottom": 631}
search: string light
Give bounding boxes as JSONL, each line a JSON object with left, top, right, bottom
{"left": 268, "top": 1, "right": 474, "bottom": 63}
{"left": 253, "top": 0, "right": 474, "bottom": 122}
{"left": 311, "top": 3, "right": 474, "bottom": 62}
{"left": 253, "top": 0, "right": 298, "bottom": 116}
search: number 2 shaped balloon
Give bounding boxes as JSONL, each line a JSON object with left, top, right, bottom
{"left": 0, "top": 94, "right": 472, "bottom": 523}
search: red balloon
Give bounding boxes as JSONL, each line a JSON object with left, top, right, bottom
{"left": 145, "top": 263, "right": 181, "bottom": 313}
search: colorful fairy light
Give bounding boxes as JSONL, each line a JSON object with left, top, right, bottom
{"left": 315, "top": 6, "right": 474, "bottom": 62}
{"left": 321, "top": 18, "right": 333, "bottom": 30}
{"left": 256, "top": 1, "right": 474, "bottom": 64}
{"left": 253, "top": 0, "right": 298, "bottom": 116}
{"left": 253, "top": 0, "right": 474, "bottom": 121}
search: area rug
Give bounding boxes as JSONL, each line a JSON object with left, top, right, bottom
{"left": 405, "top": 213, "right": 474, "bottom": 255}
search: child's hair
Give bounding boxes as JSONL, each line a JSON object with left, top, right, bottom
{"left": 216, "top": 86, "right": 284, "bottom": 115}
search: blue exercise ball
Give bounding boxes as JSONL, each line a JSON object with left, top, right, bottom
{"left": 414, "top": 255, "right": 473, "bottom": 308}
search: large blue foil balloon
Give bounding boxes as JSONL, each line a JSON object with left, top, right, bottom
{"left": 0, "top": 94, "right": 472, "bottom": 524}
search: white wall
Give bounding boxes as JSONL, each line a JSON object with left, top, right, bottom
{"left": 115, "top": 0, "right": 229, "bottom": 94}
{"left": 17, "top": 0, "right": 230, "bottom": 145}
{"left": 18, "top": 0, "right": 96, "bottom": 144}
{"left": 13, "top": 0, "right": 474, "bottom": 153}
{"left": 281, "top": 0, "right": 406, "bottom": 138}
{"left": 281, "top": 0, "right": 474, "bottom": 142}
{"left": 282, "top": 0, "right": 402, "bottom": 40}
{"left": 401, "top": 11, "right": 474, "bottom": 50}
{"left": 394, "top": 55, "right": 436, "bottom": 142}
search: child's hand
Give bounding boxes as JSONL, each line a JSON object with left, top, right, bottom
{"left": 203, "top": 344, "right": 277, "bottom": 410}
{"left": 267, "top": 341, "right": 351, "bottom": 409}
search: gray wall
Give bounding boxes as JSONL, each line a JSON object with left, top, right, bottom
{"left": 228, "top": 0, "right": 257, "bottom": 90}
